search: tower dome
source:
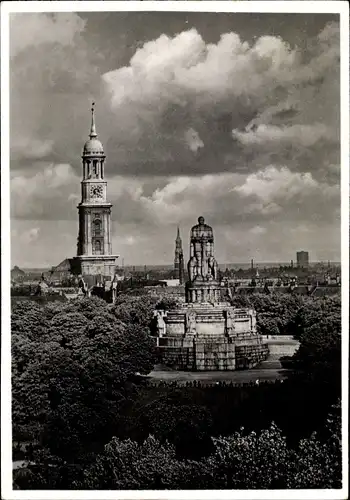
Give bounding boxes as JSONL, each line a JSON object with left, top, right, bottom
{"left": 83, "top": 137, "right": 104, "bottom": 155}
{"left": 82, "top": 102, "right": 105, "bottom": 156}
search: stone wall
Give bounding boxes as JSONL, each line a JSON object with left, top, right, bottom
{"left": 146, "top": 285, "right": 186, "bottom": 301}
{"left": 159, "top": 346, "right": 195, "bottom": 371}
{"left": 260, "top": 335, "right": 299, "bottom": 359}
{"left": 195, "top": 341, "right": 235, "bottom": 370}
{"left": 235, "top": 343, "right": 269, "bottom": 369}
{"left": 157, "top": 338, "right": 268, "bottom": 371}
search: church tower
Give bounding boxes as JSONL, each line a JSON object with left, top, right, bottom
{"left": 76, "top": 103, "right": 118, "bottom": 279}
{"left": 174, "top": 227, "right": 185, "bottom": 285}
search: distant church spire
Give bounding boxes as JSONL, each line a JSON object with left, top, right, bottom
{"left": 90, "top": 102, "right": 97, "bottom": 138}
{"left": 174, "top": 226, "right": 184, "bottom": 285}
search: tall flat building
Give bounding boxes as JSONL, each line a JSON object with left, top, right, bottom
{"left": 75, "top": 104, "right": 118, "bottom": 279}
{"left": 174, "top": 227, "right": 185, "bottom": 284}
{"left": 296, "top": 251, "right": 309, "bottom": 268}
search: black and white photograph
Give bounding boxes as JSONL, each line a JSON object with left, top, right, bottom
{"left": 1, "top": 1, "right": 348, "bottom": 498}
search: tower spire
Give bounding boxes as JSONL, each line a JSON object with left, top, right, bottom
{"left": 174, "top": 226, "right": 184, "bottom": 284}
{"left": 90, "top": 102, "right": 97, "bottom": 138}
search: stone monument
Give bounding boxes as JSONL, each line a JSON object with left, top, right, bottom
{"left": 154, "top": 216, "right": 269, "bottom": 371}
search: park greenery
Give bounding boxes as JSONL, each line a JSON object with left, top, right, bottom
{"left": 12, "top": 291, "right": 342, "bottom": 489}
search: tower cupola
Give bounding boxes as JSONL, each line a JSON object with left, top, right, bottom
{"left": 83, "top": 102, "right": 104, "bottom": 156}
{"left": 82, "top": 103, "right": 105, "bottom": 180}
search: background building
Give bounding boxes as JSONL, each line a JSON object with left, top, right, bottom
{"left": 11, "top": 265, "right": 25, "bottom": 282}
{"left": 296, "top": 251, "right": 309, "bottom": 268}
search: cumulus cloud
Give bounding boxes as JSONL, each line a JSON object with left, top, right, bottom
{"left": 11, "top": 159, "right": 339, "bottom": 243}
{"left": 10, "top": 13, "right": 103, "bottom": 175}
{"left": 11, "top": 164, "right": 80, "bottom": 220}
{"left": 11, "top": 219, "right": 77, "bottom": 268}
{"left": 11, "top": 138, "right": 54, "bottom": 162}
{"left": 11, "top": 16, "right": 340, "bottom": 181}
{"left": 234, "top": 166, "right": 318, "bottom": 199}
{"left": 233, "top": 166, "right": 339, "bottom": 223}
{"left": 184, "top": 128, "right": 204, "bottom": 153}
{"left": 103, "top": 29, "right": 301, "bottom": 106}
{"left": 9, "top": 13, "right": 340, "bottom": 266}
{"left": 10, "top": 13, "right": 86, "bottom": 58}
{"left": 10, "top": 164, "right": 340, "bottom": 266}
{"left": 250, "top": 226, "right": 267, "bottom": 235}
{"left": 101, "top": 21, "right": 339, "bottom": 179}
{"left": 107, "top": 166, "right": 339, "bottom": 230}
{"left": 232, "top": 123, "right": 331, "bottom": 148}
{"left": 21, "top": 227, "right": 40, "bottom": 244}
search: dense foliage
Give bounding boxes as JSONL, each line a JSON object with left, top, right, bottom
{"left": 230, "top": 293, "right": 341, "bottom": 340}
{"left": 12, "top": 296, "right": 156, "bottom": 459}
{"left": 14, "top": 407, "right": 341, "bottom": 490}
{"left": 12, "top": 292, "right": 342, "bottom": 490}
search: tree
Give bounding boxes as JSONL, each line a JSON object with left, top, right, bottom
{"left": 207, "top": 423, "right": 291, "bottom": 489}
{"left": 12, "top": 296, "right": 156, "bottom": 461}
{"left": 111, "top": 294, "right": 158, "bottom": 327}
{"left": 145, "top": 397, "right": 214, "bottom": 459}
{"left": 11, "top": 301, "right": 50, "bottom": 341}
{"left": 12, "top": 293, "right": 343, "bottom": 490}
{"left": 292, "top": 316, "right": 341, "bottom": 394}
{"left": 76, "top": 436, "right": 181, "bottom": 489}
{"left": 155, "top": 297, "right": 180, "bottom": 310}
{"left": 230, "top": 293, "right": 306, "bottom": 336}
{"left": 291, "top": 295, "right": 341, "bottom": 341}
{"left": 14, "top": 407, "right": 342, "bottom": 490}
{"left": 289, "top": 432, "right": 341, "bottom": 489}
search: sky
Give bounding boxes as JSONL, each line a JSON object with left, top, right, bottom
{"left": 9, "top": 10, "right": 341, "bottom": 268}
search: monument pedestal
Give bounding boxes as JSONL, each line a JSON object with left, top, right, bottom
{"left": 195, "top": 339, "right": 236, "bottom": 370}
{"left": 155, "top": 302, "right": 268, "bottom": 371}
{"left": 186, "top": 280, "right": 221, "bottom": 303}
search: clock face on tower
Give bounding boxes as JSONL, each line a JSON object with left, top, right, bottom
{"left": 90, "top": 184, "right": 103, "bottom": 199}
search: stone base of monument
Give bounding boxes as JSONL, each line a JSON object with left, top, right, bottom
{"left": 195, "top": 340, "right": 236, "bottom": 370}
{"left": 154, "top": 303, "right": 269, "bottom": 371}
{"left": 235, "top": 342, "right": 270, "bottom": 370}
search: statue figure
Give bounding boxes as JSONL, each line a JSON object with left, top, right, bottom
{"left": 226, "top": 283, "right": 233, "bottom": 302}
{"left": 155, "top": 311, "right": 167, "bottom": 337}
{"left": 187, "top": 256, "right": 196, "bottom": 281}
{"left": 187, "top": 216, "right": 218, "bottom": 283}
{"left": 207, "top": 254, "right": 218, "bottom": 280}
{"left": 111, "top": 272, "right": 118, "bottom": 303}
{"left": 225, "top": 309, "right": 235, "bottom": 336}
{"left": 185, "top": 311, "right": 196, "bottom": 334}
